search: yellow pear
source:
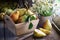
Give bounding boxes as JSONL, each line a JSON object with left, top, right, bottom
{"left": 10, "top": 11, "right": 20, "bottom": 22}
{"left": 34, "top": 29, "right": 46, "bottom": 37}
{"left": 27, "top": 10, "right": 34, "bottom": 15}
{"left": 39, "top": 28, "right": 51, "bottom": 35}
{"left": 0, "top": 13, "right": 5, "bottom": 20}
{"left": 18, "top": 8, "right": 26, "bottom": 16}
{"left": 43, "top": 19, "right": 52, "bottom": 31}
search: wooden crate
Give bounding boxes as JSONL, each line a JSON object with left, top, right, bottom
{"left": 4, "top": 15, "right": 39, "bottom": 36}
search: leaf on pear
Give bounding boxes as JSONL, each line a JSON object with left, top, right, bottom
{"left": 30, "top": 16, "right": 36, "bottom": 21}
{"left": 25, "top": 15, "right": 30, "bottom": 22}
{"left": 29, "top": 22, "right": 33, "bottom": 29}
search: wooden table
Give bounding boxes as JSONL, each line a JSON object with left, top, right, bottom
{"left": 0, "top": 21, "right": 60, "bottom": 40}
{"left": 5, "top": 25, "right": 60, "bottom": 40}
{"left": 17, "top": 28, "right": 60, "bottom": 40}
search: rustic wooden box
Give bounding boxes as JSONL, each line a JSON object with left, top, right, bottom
{"left": 4, "top": 15, "right": 39, "bottom": 36}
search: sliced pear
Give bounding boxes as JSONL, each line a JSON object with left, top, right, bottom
{"left": 39, "top": 28, "right": 51, "bottom": 35}
{"left": 43, "top": 19, "right": 52, "bottom": 31}
{"left": 34, "top": 29, "right": 46, "bottom": 37}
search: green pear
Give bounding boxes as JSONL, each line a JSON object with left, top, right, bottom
{"left": 6, "top": 9, "right": 13, "bottom": 16}
{"left": 2, "top": 8, "right": 13, "bottom": 16}
{"left": 43, "top": 19, "right": 52, "bottom": 31}
{"left": 34, "top": 29, "right": 46, "bottom": 37}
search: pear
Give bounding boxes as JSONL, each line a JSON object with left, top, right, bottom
{"left": 34, "top": 29, "right": 46, "bottom": 37}
{"left": 26, "top": 10, "right": 34, "bottom": 15}
{"left": 39, "top": 28, "right": 51, "bottom": 35}
{"left": 0, "top": 13, "right": 5, "bottom": 20}
{"left": 18, "top": 8, "right": 26, "bottom": 16}
{"left": 10, "top": 11, "right": 20, "bottom": 22}
{"left": 17, "top": 15, "right": 28, "bottom": 23}
{"left": 43, "top": 19, "right": 52, "bottom": 31}
{"left": 6, "top": 9, "right": 13, "bottom": 16}
{"left": 28, "top": 10, "right": 34, "bottom": 15}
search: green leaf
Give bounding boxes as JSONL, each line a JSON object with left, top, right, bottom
{"left": 29, "top": 22, "right": 33, "bottom": 29}
{"left": 30, "top": 16, "right": 36, "bottom": 21}
{"left": 25, "top": 15, "right": 31, "bottom": 22}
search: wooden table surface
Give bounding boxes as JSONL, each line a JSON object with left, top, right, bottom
{"left": 24, "top": 29, "right": 60, "bottom": 40}
{"left": 0, "top": 21, "right": 60, "bottom": 40}
{"left": 5, "top": 25, "right": 60, "bottom": 40}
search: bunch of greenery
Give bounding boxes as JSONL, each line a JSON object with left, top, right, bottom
{"left": 32, "top": 0, "right": 53, "bottom": 16}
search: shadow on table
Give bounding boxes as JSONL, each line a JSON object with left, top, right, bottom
{"left": 0, "top": 21, "right": 4, "bottom": 40}
{"left": 4, "top": 28, "right": 17, "bottom": 40}
{"left": 0, "top": 28, "right": 4, "bottom": 39}
{"left": 5, "top": 28, "right": 16, "bottom": 37}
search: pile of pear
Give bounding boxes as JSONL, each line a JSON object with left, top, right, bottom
{"left": 10, "top": 8, "right": 37, "bottom": 23}
{"left": 34, "top": 19, "right": 52, "bottom": 37}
